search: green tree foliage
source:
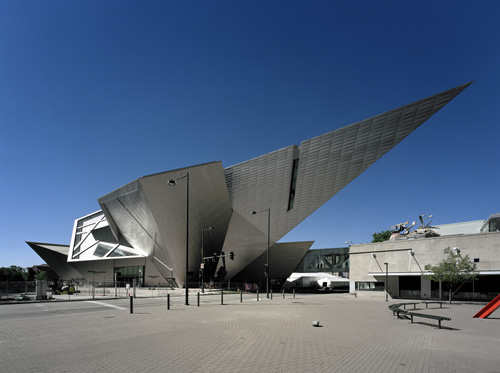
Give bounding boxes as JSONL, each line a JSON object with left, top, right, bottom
{"left": 34, "top": 271, "right": 49, "bottom": 281}
{"left": 0, "top": 266, "right": 27, "bottom": 282}
{"left": 424, "top": 247, "right": 478, "bottom": 303}
{"left": 371, "top": 230, "right": 392, "bottom": 243}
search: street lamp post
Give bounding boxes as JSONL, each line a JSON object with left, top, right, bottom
{"left": 251, "top": 208, "right": 271, "bottom": 299}
{"left": 201, "top": 227, "right": 214, "bottom": 294}
{"left": 168, "top": 172, "right": 190, "bottom": 306}
{"left": 384, "top": 262, "right": 389, "bottom": 302}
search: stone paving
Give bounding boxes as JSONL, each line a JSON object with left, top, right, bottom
{"left": 0, "top": 293, "right": 499, "bottom": 373}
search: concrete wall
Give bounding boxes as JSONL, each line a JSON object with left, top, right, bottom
{"left": 349, "top": 231, "right": 500, "bottom": 298}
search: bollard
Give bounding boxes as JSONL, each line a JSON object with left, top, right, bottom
{"left": 197, "top": 292, "right": 200, "bottom": 307}
{"left": 257, "top": 289, "right": 259, "bottom": 301}
{"left": 271, "top": 289, "right": 273, "bottom": 300}
{"left": 240, "top": 289, "right": 242, "bottom": 303}
{"left": 130, "top": 295, "right": 133, "bottom": 314}
{"left": 221, "top": 290, "right": 224, "bottom": 305}
{"left": 283, "top": 288, "right": 285, "bottom": 299}
{"left": 167, "top": 294, "right": 170, "bottom": 310}
{"left": 293, "top": 289, "right": 295, "bottom": 298}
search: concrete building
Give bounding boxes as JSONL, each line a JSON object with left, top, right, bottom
{"left": 27, "top": 83, "right": 470, "bottom": 288}
{"left": 349, "top": 213, "right": 500, "bottom": 301}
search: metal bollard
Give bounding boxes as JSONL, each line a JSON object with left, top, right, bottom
{"left": 221, "top": 290, "right": 224, "bottom": 305}
{"left": 240, "top": 289, "right": 242, "bottom": 303}
{"left": 130, "top": 295, "right": 133, "bottom": 314}
{"left": 283, "top": 288, "right": 285, "bottom": 299}
{"left": 257, "top": 289, "right": 259, "bottom": 301}
{"left": 197, "top": 292, "right": 200, "bottom": 307}
{"left": 293, "top": 289, "right": 295, "bottom": 298}
{"left": 167, "top": 294, "right": 170, "bottom": 310}
{"left": 271, "top": 289, "right": 273, "bottom": 300}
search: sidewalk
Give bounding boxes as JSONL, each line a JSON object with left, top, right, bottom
{"left": 0, "top": 293, "right": 499, "bottom": 373}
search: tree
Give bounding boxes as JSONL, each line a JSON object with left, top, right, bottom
{"left": 424, "top": 247, "right": 478, "bottom": 303}
{"left": 0, "top": 266, "right": 27, "bottom": 282}
{"left": 371, "top": 230, "right": 391, "bottom": 243}
{"left": 34, "top": 271, "right": 49, "bottom": 281}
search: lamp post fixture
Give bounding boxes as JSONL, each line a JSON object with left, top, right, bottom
{"left": 168, "top": 172, "right": 190, "bottom": 306}
{"left": 384, "top": 262, "right": 389, "bottom": 302}
{"left": 201, "top": 226, "right": 214, "bottom": 293}
{"left": 251, "top": 208, "right": 271, "bottom": 299}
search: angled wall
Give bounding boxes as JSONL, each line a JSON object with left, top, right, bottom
{"left": 26, "top": 242, "right": 83, "bottom": 280}
{"left": 98, "top": 161, "right": 233, "bottom": 284}
{"left": 221, "top": 82, "right": 471, "bottom": 279}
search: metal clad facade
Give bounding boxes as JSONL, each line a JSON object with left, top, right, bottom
{"left": 98, "top": 180, "right": 158, "bottom": 258}
{"left": 139, "top": 162, "right": 232, "bottom": 284}
{"left": 222, "top": 146, "right": 297, "bottom": 278}
{"left": 292, "top": 82, "right": 472, "bottom": 228}
{"left": 29, "top": 83, "right": 471, "bottom": 286}
{"left": 222, "top": 83, "right": 470, "bottom": 280}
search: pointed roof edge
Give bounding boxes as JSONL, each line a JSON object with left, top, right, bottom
{"left": 226, "top": 82, "right": 473, "bottom": 170}
{"left": 302, "top": 81, "right": 474, "bottom": 143}
{"left": 26, "top": 241, "right": 70, "bottom": 248}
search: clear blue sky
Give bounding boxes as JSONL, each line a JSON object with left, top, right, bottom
{"left": 1, "top": 1, "right": 499, "bottom": 268}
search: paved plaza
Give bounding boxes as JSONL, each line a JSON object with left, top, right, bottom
{"left": 0, "top": 292, "right": 499, "bottom": 373}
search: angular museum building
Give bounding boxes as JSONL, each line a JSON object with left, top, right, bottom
{"left": 27, "top": 83, "right": 471, "bottom": 288}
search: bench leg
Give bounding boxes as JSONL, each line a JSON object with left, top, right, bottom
{"left": 438, "top": 320, "right": 441, "bottom": 329}
{"left": 410, "top": 315, "right": 413, "bottom": 323}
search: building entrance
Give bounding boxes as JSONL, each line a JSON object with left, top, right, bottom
{"left": 114, "top": 265, "right": 144, "bottom": 286}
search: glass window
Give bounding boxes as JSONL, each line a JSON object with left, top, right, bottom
{"left": 287, "top": 158, "right": 299, "bottom": 210}
{"left": 356, "top": 281, "right": 384, "bottom": 291}
{"left": 93, "top": 243, "right": 113, "bottom": 257}
{"left": 109, "top": 248, "right": 134, "bottom": 257}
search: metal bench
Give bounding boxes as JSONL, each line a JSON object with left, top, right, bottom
{"left": 388, "top": 304, "right": 408, "bottom": 318}
{"left": 406, "top": 311, "right": 451, "bottom": 329}
{"left": 399, "top": 302, "right": 419, "bottom": 310}
{"left": 421, "top": 301, "right": 445, "bottom": 309}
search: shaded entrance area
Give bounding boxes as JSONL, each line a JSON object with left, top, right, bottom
{"left": 114, "top": 265, "right": 144, "bottom": 286}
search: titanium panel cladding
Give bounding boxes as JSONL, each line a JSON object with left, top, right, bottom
{"left": 222, "top": 83, "right": 470, "bottom": 279}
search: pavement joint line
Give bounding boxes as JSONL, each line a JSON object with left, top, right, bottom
{"left": 86, "top": 300, "right": 127, "bottom": 310}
